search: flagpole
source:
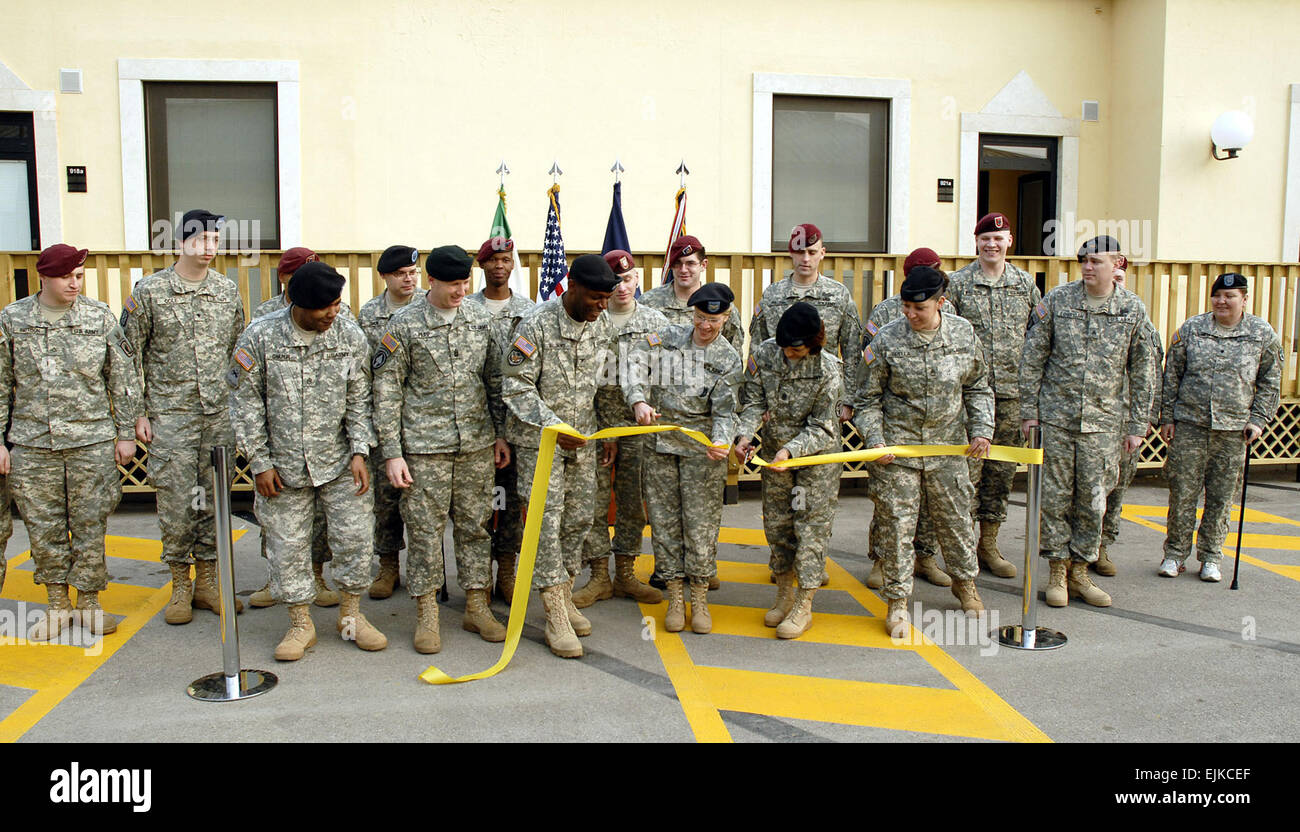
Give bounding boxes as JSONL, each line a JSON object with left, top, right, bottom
{"left": 611, "top": 158, "right": 624, "bottom": 183}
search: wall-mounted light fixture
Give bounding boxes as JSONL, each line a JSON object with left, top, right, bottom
{"left": 1211, "top": 110, "right": 1254, "bottom": 160}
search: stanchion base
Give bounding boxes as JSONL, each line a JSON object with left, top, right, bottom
{"left": 187, "top": 669, "right": 278, "bottom": 702}
{"left": 996, "top": 625, "right": 1067, "bottom": 651}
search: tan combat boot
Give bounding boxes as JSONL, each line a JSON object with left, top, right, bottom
{"left": 613, "top": 555, "right": 662, "bottom": 604}
{"left": 494, "top": 554, "right": 517, "bottom": 604}
{"left": 777, "top": 587, "right": 816, "bottom": 639}
{"left": 312, "top": 562, "right": 340, "bottom": 607}
{"left": 689, "top": 580, "right": 712, "bottom": 634}
{"left": 165, "top": 563, "right": 194, "bottom": 624}
{"left": 571, "top": 557, "right": 613, "bottom": 608}
{"left": 274, "top": 604, "right": 316, "bottom": 661}
{"left": 1045, "top": 559, "right": 1069, "bottom": 607}
{"left": 462, "top": 588, "right": 506, "bottom": 643}
{"left": 884, "top": 596, "right": 910, "bottom": 638}
{"left": 866, "top": 558, "right": 884, "bottom": 589}
{"left": 950, "top": 579, "right": 985, "bottom": 614}
{"left": 1068, "top": 561, "right": 1112, "bottom": 607}
{"left": 764, "top": 571, "right": 796, "bottom": 627}
{"left": 337, "top": 592, "right": 388, "bottom": 651}
{"left": 75, "top": 590, "right": 121, "bottom": 635}
{"left": 977, "top": 521, "right": 1017, "bottom": 578}
{"left": 1093, "top": 545, "right": 1117, "bottom": 577}
{"left": 369, "top": 554, "right": 400, "bottom": 599}
{"left": 564, "top": 578, "right": 592, "bottom": 637}
{"left": 916, "top": 555, "right": 952, "bottom": 587}
{"left": 664, "top": 579, "right": 687, "bottom": 633}
{"left": 28, "top": 584, "right": 74, "bottom": 642}
{"left": 541, "top": 584, "right": 582, "bottom": 658}
{"left": 249, "top": 581, "right": 275, "bottom": 608}
{"left": 192, "top": 560, "right": 244, "bottom": 615}
{"left": 413, "top": 594, "right": 441, "bottom": 654}
{"left": 708, "top": 575, "right": 721, "bottom": 590}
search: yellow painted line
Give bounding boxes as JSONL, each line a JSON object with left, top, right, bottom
{"left": 640, "top": 619, "right": 732, "bottom": 743}
{"left": 643, "top": 526, "right": 769, "bottom": 547}
{"left": 1122, "top": 507, "right": 1300, "bottom": 584}
{"left": 1125, "top": 504, "right": 1300, "bottom": 528}
{"left": 706, "top": 603, "right": 906, "bottom": 649}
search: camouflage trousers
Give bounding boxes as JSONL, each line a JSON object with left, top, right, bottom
{"left": 11, "top": 441, "right": 120, "bottom": 592}
{"left": 967, "top": 397, "right": 1023, "bottom": 523}
{"left": 258, "top": 499, "right": 331, "bottom": 564}
{"left": 400, "top": 447, "right": 494, "bottom": 596}
{"left": 582, "top": 433, "right": 648, "bottom": 563}
{"left": 515, "top": 445, "right": 596, "bottom": 590}
{"left": 146, "top": 410, "right": 232, "bottom": 564}
{"left": 256, "top": 471, "right": 374, "bottom": 605}
{"left": 490, "top": 449, "right": 524, "bottom": 562}
{"left": 867, "top": 487, "right": 938, "bottom": 561}
{"left": 1039, "top": 424, "right": 1120, "bottom": 563}
{"left": 368, "top": 448, "right": 405, "bottom": 558}
{"left": 870, "top": 458, "right": 977, "bottom": 599}
{"left": 644, "top": 451, "right": 726, "bottom": 582}
{"left": 1164, "top": 422, "right": 1246, "bottom": 565}
{"left": 1101, "top": 442, "right": 1141, "bottom": 546}
{"left": 0, "top": 474, "right": 13, "bottom": 593}
{"left": 763, "top": 460, "right": 840, "bottom": 589}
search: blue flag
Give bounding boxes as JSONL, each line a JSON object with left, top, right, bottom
{"left": 601, "top": 182, "right": 637, "bottom": 297}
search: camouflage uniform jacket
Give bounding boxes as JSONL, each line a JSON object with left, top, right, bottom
{"left": 736, "top": 338, "right": 842, "bottom": 459}
{"left": 357, "top": 290, "right": 418, "bottom": 351}
{"left": 0, "top": 295, "right": 139, "bottom": 449}
{"left": 463, "top": 289, "right": 536, "bottom": 432}
{"left": 750, "top": 276, "right": 862, "bottom": 409}
{"left": 123, "top": 265, "right": 244, "bottom": 416}
{"left": 253, "top": 292, "right": 353, "bottom": 321}
{"left": 863, "top": 295, "right": 962, "bottom": 347}
{"left": 595, "top": 302, "right": 669, "bottom": 428}
{"left": 501, "top": 297, "right": 610, "bottom": 456}
{"left": 1161, "top": 312, "right": 1282, "bottom": 432}
{"left": 1019, "top": 280, "right": 1155, "bottom": 436}
{"left": 622, "top": 323, "right": 741, "bottom": 456}
{"left": 229, "top": 308, "right": 375, "bottom": 488}
{"left": 946, "top": 260, "right": 1041, "bottom": 399}
{"left": 371, "top": 297, "right": 499, "bottom": 459}
{"left": 640, "top": 282, "right": 745, "bottom": 356}
{"left": 853, "top": 311, "right": 994, "bottom": 470}
{"left": 1129, "top": 319, "right": 1166, "bottom": 425}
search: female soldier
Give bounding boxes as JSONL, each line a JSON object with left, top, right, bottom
{"left": 1159, "top": 273, "right": 1282, "bottom": 581}
{"left": 734, "top": 302, "right": 843, "bottom": 639}
{"left": 853, "top": 266, "right": 993, "bottom": 635}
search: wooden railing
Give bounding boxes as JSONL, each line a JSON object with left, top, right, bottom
{"left": 3, "top": 250, "right": 1298, "bottom": 485}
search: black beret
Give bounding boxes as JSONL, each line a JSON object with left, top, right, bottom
{"left": 900, "top": 265, "right": 947, "bottom": 303}
{"left": 569, "top": 253, "right": 618, "bottom": 291}
{"left": 288, "top": 261, "right": 346, "bottom": 310}
{"left": 776, "top": 301, "right": 821, "bottom": 347}
{"left": 1076, "top": 235, "right": 1123, "bottom": 261}
{"left": 1211, "top": 272, "right": 1248, "bottom": 294}
{"left": 180, "top": 209, "right": 224, "bottom": 241}
{"left": 686, "top": 282, "right": 734, "bottom": 315}
{"left": 378, "top": 245, "right": 418, "bottom": 275}
{"left": 425, "top": 245, "right": 474, "bottom": 282}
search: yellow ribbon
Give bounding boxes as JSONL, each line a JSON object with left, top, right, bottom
{"left": 419, "top": 423, "right": 1041, "bottom": 685}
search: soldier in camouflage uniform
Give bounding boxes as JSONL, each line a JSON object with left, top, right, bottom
{"left": 946, "top": 212, "right": 1041, "bottom": 579}
{"left": 0, "top": 245, "right": 139, "bottom": 641}
{"left": 463, "top": 236, "right": 535, "bottom": 604}
{"left": 735, "top": 302, "right": 842, "bottom": 639}
{"left": 251, "top": 247, "right": 353, "bottom": 320}
{"left": 625, "top": 283, "right": 740, "bottom": 635}
{"left": 229, "top": 262, "right": 386, "bottom": 661}
{"left": 641, "top": 235, "right": 745, "bottom": 355}
{"left": 357, "top": 245, "right": 421, "bottom": 601}
{"left": 572, "top": 250, "right": 665, "bottom": 609}
{"left": 854, "top": 266, "right": 993, "bottom": 636}
{"left": 860, "top": 248, "right": 949, "bottom": 590}
{"left": 372, "top": 245, "right": 508, "bottom": 653}
{"left": 123, "top": 209, "right": 246, "bottom": 625}
{"left": 1019, "top": 236, "right": 1156, "bottom": 608}
{"left": 501, "top": 255, "right": 617, "bottom": 658}
{"left": 1159, "top": 272, "right": 1282, "bottom": 582}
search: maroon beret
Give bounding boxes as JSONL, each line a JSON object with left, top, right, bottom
{"left": 36, "top": 244, "right": 89, "bottom": 277}
{"left": 903, "top": 247, "right": 941, "bottom": 277}
{"left": 277, "top": 247, "right": 319, "bottom": 276}
{"left": 667, "top": 235, "right": 705, "bottom": 268}
{"left": 974, "top": 212, "right": 1011, "bottom": 236}
{"left": 476, "top": 236, "right": 514, "bottom": 264}
{"left": 603, "top": 250, "right": 637, "bottom": 275}
{"left": 788, "top": 223, "right": 823, "bottom": 253}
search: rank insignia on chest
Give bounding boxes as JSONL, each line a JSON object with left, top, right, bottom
{"left": 225, "top": 366, "right": 240, "bottom": 388}
{"left": 234, "top": 348, "right": 255, "bottom": 371}
{"left": 124, "top": 295, "right": 138, "bottom": 314}
{"left": 863, "top": 346, "right": 875, "bottom": 365}
{"left": 865, "top": 320, "right": 878, "bottom": 337}
{"left": 512, "top": 335, "right": 537, "bottom": 358}
{"left": 646, "top": 332, "right": 662, "bottom": 347}
{"left": 746, "top": 356, "right": 758, "bottom": 376}
{"left": 1035, "top": 302, "right": 1047, "bottom": 321}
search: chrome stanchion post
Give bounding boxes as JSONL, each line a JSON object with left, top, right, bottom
{"left": 188, "top": 446, "right": 278, "bottom": 701}
{"left": 997, "top": 426, "right": 1066, "bottom": 651}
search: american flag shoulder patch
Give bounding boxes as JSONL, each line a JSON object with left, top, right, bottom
{"left": 512, "top": 335, "right": 537, "bottom": 357}
{"left": 1034, "top": 302, "right": 1047, "bottom": 321}
{"left": 234, "top": 348, "right": 255, "bottom": 372}
{"left": 1171, "top": 330, "right": 1180, "bottom": 346}
{"left": 863, "top": 346, "right": 875, "bottom": 365}
{"left": 646, "top": 332, "right": 662, "bottom": 347}
{"left": 746, "top": 356, "right": 758, "bottom": 376}
{"left": 380, "top": 332, "right": 400, "bottom": 352}
{"left": 124, "top": 294, "right": 138, "bottom": 314}
{"left": 865, "top": 320, "right": 878, "bottom": 336}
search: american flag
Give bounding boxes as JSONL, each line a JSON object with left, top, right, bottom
{"left": 538, "top": 184, "right": 567, "bottom": 300}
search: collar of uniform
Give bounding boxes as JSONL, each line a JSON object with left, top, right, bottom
{"left": 556, "top": 300, "right": 590, "bottom": 340}
{"left": 783, "top": 275, "right": 827, "bottom": 296}
{"left": 420, "top": 295, "right": 463, "bottom": 328}
{"left": 278, "top": 306, "right": 339, "bottom": 349}
{"left": 24, "top": 293, "right": 90, "bottom": 329}
{"left": 1066, "top": 279, "right": 1123, "bottom": 314}
{"left": 969, "top": 260, "right": 1024, "bottom": 287}
{"left": 165, "top": 265, "right": 217, "bottom": 295}
{"left": 1197, "top": 312, "right": 1249, "bottom": 337}
{"left": 902, "top": 309, "right": 954, "bottom": 348}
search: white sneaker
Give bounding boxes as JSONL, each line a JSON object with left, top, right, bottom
{"left": 1157, "top": 558, "right": 1181, "bottom": 578}
{"left": 1199, "top": 562, "right": 1222, "bottom": 582}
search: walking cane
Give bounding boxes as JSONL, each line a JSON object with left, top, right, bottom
{"left": 1230, "top": 439, "right": 1252, "bottom": 591}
